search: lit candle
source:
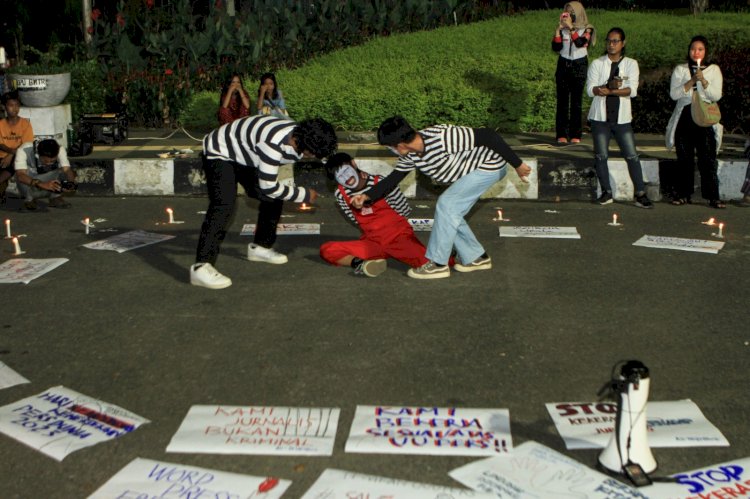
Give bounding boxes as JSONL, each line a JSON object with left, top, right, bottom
{"left": 717, "top": 223, "right": 724, "bottom": 238}
{"left": 497, "top": 209, "right": 503, "bottom": 220}
{"left": 613, "top": 213, "right": 618, "bottom": 225}
{"left": 166, "top": 208, "right": 174, "bottom": 224}
{"left": 84, "top": 217, "right": 90, "bottom": 235}
{"left": 706, "top": 217, "right": 715, "bottom": 225}
{"left": 4, "top": 219, "right": 10, "bottom": 239}
{"left": 12, "top": 237, "right": 23, "bottom": 255}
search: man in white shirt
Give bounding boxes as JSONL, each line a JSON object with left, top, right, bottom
{"left": 14, "top": 139, "right": 77, "bottom": 210}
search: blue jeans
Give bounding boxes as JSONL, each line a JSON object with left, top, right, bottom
{"left": 426, "top": 167, "right": 506, "bottom": 266}
{"left": 591, "top": 120, "right": 646, "bottom": 195}
{"left": 16, "top": 170, "right": 67, "bottom": 202}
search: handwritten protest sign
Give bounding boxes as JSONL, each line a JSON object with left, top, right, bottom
{"left": 640, "top": 456, "right": 750, "bottom": 498}
{"left": 0, "top": 361, "right": 29, "bottom": 389}
{"left": 0, "top": 258, "right": 68, "bottom": 284}
{"left": 632, "top": 235, "right": 725, "bottom": 254}
{"left": 450, "top": 440, "right": 647, "bottom": 499}
{"left": 408, "top": 218, "right": 434, "bottom": 231}
{"left": 167, "top": 405, "right": 340, "bottom": 456}
{"left": 345, "top": 406, "right": 512, "bottom": 456}
{"left": 499, "top": 226, "right": 581, "bottom": 239}
{"left": 302, "top": 469, "right": 495, "bottom": 499}
{"left": 83, "top": 230, "right": 175, "bottom": 253}
{"left": 546, "top": 400, "right": 729, "bottom": 449}
{"left": 0, "top": 385, "right": 149, "bottom": 461}
{"left": 88, "top": 458, "right": 290, "bottom": 499}
{"left": 241, "top": 223, "right": 320, "bottom": 235}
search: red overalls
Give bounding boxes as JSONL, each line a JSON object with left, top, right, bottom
{"left": 320, "top": 183, "right": 428, "bottom": 268}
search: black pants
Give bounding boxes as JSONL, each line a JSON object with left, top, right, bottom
{"left": 555, "top": 56, "right": 588, "bottom": 140}
{"left": 674, "top": 106, "right": 719, "bottom": 201}
{"left": 195, "top": 157, "right": 283, "bottom": 265}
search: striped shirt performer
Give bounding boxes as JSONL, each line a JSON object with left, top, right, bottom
{"left": 190, "top": 115, "right": 337, "bottom": 289}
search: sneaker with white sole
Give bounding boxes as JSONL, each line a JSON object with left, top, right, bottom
{"left": 354, "top": 259, "right": 387, "bottom": 277}
{"left": 454, "top": 255, "right": 492, "bottom": 272}
{"left": 190, "top": 263, "right": 232, "bottom": 289}
{"left": 597, "top": 192, "right": 613, "bottom": 205}
{"left": 247, "top": 243, "right": 288, "bottom": 264}
{"left": 407, "top": 261, "right": 450, "bottom": 280}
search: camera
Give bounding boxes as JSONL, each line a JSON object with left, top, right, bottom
{"left": 59, "top": 180, "right": 77, "bottom": 192}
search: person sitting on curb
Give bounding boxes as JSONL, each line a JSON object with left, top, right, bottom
{"left": 0, "top": 92, "right": 34, "bottom": 204}
{"left": 320, "top": 152, "right": 429, "bottom": 277}
{"left": 14, "top": 139, "right": 77, "bottom": 210}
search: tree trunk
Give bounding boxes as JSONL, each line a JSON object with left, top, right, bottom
{"left": 82, "top": 0, "right": 93, "bottom": 50}
{"left": 690, "top": 0, "right": 709, "bottom": 14}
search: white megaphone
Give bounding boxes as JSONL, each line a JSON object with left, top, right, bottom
{"left": 598, "top": 360, "right": 657, "bottom": 486}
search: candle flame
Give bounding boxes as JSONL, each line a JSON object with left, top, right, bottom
{"left": 166, "top": 208, "right": 173, "bottom": 213}
{"left": 12, "top": 237, "right": 17, "bottom": 243}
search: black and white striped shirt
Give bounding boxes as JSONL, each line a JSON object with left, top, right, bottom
{"left": 335, "top": 174, "right": 411, "bottom": 225}
{"left": 203, "top": 115, "right": 307, "bottom": 202}
{"left": 395, "top": 125, "right": 510, "bottom": 184}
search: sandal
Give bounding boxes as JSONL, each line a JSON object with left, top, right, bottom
{"left": 709, "top": 200, "right": 726, "bottom": 209}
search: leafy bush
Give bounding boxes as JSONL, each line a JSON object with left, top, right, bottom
{"left": 177, "top": 90, "right": 221, "bottom": 132}
{"left": 267, "top": 10, "right": 750, "bottom": 134}
{"left": 66, "top": 60, "right": 109, "bottom": 123}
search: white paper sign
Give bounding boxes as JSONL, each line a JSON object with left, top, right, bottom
{"left": 499, "top": 226, "right": 581, "bottom": 239}
{"left": 0, "top": 385, "right": 149, "bottom": 461}
{"left": 167, "top": 405, "right": 340, "bottom": 456}
{"left": 302, "top": 468, "right": 494, "bottom": 498}
{"left": 83, "top": 230, "right": 175, "bottom": 253}
{"left": 241, "top": 223, "right": 320, "bottom": 235}
{"left": 450, "top": 440, "right": 648, "bottom": 498}
{"left": 0, "top": 258, "right": 68, "bottom": 284}
{"left": 640, "top": 456, "right": 750, "bottom": 498}
{"left": 632, "top": 235, "right": 724, "bottom": 254}
{"left": 345, "top": 406, "right": 512, "bottom": 456}
{"left": 0, "top": 361, "right": 30, "bottom": 389}
{"left": 546, "top": 400, "right": 729, "bottom": 449}
{"left": 408, "top": 218, "right": 434, "bottom": 231}
{"left": 88, "top": 458, "right": 291, "bottom": 499}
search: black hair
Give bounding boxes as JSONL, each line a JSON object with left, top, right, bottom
{"left": 324, "top": 152, "right": 354, "bottom": 180}
{"left": 292, "top": 118, "right": 338, "bottom": 159}
{"left": 258, "top": 72, "right": 280, "bottom": 101}
{"left": 604, "top": 27, "right": 626, "bottom": 56}
{"left": 219, "top": 73, "right": 244, "bottom": 104}
{"left": 1, "top": 91, "right": 20, "bottom": 105}
{"left": 686, "top": 35, "right": 711, "bottom": 66}
{"left": 36, "top": 139, "right": 60, "bottom": 158}
{"left": 377, "top": 116, "right": 417, "bottom": 147}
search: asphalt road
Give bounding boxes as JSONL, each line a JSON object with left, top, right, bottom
{"left": 0, "top": 195, "right": 747, "bottom": 498}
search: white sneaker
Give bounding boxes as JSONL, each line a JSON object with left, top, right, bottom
{"left": 247, "top": 244, "right": 288, "bottom": 264}
{"left": 190, "top": 263, "right": 232, "bottom": 289}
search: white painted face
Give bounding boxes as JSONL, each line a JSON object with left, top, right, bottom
{"left": 334, "top": 164, "right": 359, "bottom": 188}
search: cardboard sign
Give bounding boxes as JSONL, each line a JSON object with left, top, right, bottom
{"left": 88, "top": 458, "right": 290, "bottom": 499}
{"left": 632, "top": 235, "right": 725, "bottom": 254}
{"left": 450, "top": 440, "right": 647, "bottom": 498}
{"left": 83, "top": 230, "right": 175, "bottom": 253}
{"left": 499, "top": 226, "right": 581, "bottom": 239}
{"left": 0, "top": 361, "right": 29, "bottom": 389}
{"left": 0, "top": 385, "right": 149, "bottom": 461}
{"left": 0, "top": 258, "right": 68, "bottom": 284}
{"left": 302, "top": 469, "right": 494, "bottom": 498}
{"left": 408, "top": 218, "right": 434, "bottom": 231}
{"left": 546, "top": 400, "right": 729, "bottom": 449}
{"left": 241, "top": 223, "right": 320, "bottom": 235}
{"left": 167, "top": 405, "right": 340, "bottom": 456}
{"left": 640, "top": 457, "right": 750, "bottom": 498}
{"left": 345, "top": 406, "right": 512, "bottom": 456}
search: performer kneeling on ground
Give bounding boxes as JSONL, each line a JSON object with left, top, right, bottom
{"left": 191, "top": 115, "right": 337, "bottom": 290}
{"left": 320, "top": 152, "right": 429, "bottom": 277}
{"left": 352, "top": 116, "right": 531, "bottom": 280}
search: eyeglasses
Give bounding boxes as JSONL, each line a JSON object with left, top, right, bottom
{"left": 605, "top": 39, "right": 622, "bottom": 45}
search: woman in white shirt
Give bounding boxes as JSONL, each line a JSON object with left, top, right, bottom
{"left": 665, "top": 35, "right": 724, "bottom": 208}
{"left": 586, "top": 27, "right": 652, "bottom": 208}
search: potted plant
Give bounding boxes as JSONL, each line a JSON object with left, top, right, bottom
{"left": 8, "top": 44, "right": 72, "bottom": 107}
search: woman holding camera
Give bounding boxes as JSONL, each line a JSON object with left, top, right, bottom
{"left": 552, "top": 1, "right": 595, "bottom": 144}
{"left": 665, "top": 35, "right": 724, "bottom": 208}
{"left": 586, "top": 27, "right": 652, "bottom": 208}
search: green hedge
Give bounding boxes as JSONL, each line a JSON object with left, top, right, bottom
{"left": 180, "top": 10, "right": 750, "bottom": 134}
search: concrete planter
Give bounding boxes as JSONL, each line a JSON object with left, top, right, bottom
{"left": 9, "top": 72, "right": 71, "bottom": 107}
